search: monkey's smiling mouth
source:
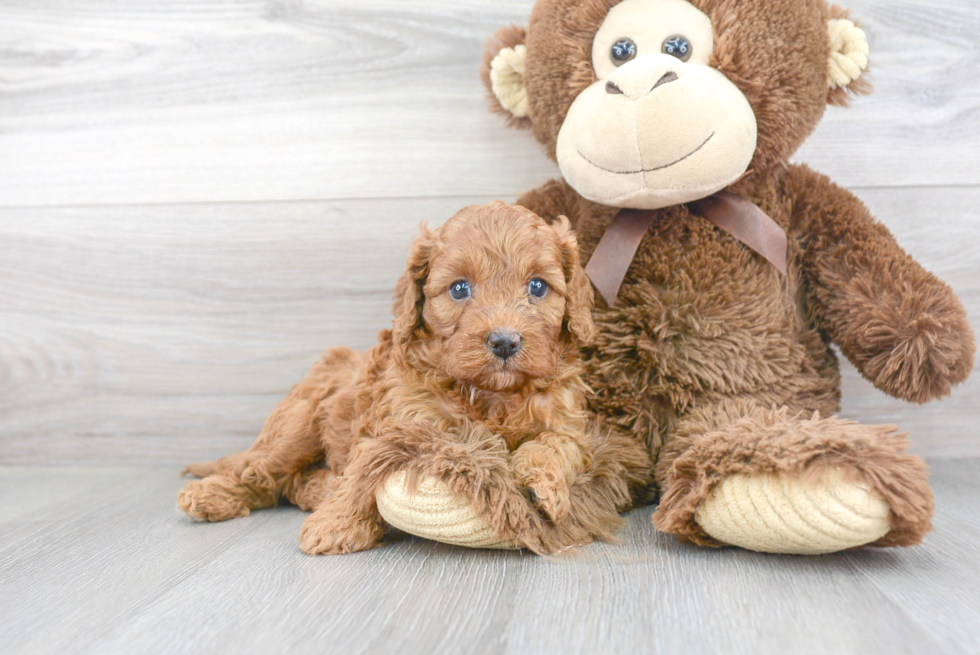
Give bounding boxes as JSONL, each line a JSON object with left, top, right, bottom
{"left": 577, "top": 132, "right": 715, "bottom": 175}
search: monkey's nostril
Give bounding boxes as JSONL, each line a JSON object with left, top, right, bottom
{"left": 487, "top": 330, "right": 522, "bottom": 361}
{"left": 651, "top": 72, "right": 679, "bottom": 92}
{"left": 605, "top": 80, "right": 624, "bottom": 95}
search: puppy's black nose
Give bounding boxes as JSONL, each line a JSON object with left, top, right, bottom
{"left": 487, "top": 330, "right": 522, "bottom": 361}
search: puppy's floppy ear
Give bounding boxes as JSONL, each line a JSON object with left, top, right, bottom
{"left": 392, "top": 223, "right": 437, "bottom": 345}
{"left": 480, "top": 24, "right": 532, "bottom": 130}
{"left": 552, "top": 216, "right": 597, "bottom": 346}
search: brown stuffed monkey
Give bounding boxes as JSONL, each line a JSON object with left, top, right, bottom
{"left": 379, "top": 0, "right": 974, "bottom": 554}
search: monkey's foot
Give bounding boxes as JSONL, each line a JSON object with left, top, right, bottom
{"left": 695, "top": 469, "right": 891, "bottom": 554}
{"left": 376, "top": 471, "right": 517, "bottom": 550}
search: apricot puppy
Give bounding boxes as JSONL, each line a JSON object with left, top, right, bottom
{"left": 177, "top": 202, "right": 640, "bottom": 555}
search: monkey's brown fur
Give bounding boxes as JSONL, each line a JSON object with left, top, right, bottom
{"left": 178, "top": 202, "right": 652, "bottom": 554}
{"left": 482, "top": 0, "right": 974, "bottom": 547}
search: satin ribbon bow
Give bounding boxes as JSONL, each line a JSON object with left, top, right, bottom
{"left": 583, "top": 191, "right": 788, "bottom": 306}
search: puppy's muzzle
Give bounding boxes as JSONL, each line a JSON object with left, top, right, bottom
{"left": 487, "top": 329, "right": 522, "bottom": 361}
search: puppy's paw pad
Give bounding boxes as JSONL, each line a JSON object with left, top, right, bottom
{"left": 516, "top": 472, "right": 570, "bottom": 522}
{"left": 298, "top": 515, "right": 381, "bottom": 555}
{"left": 177, "top": 479, "right": 250, "bottom": 522}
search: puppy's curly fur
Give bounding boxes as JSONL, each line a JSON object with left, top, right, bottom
{"left": 178, "top": 202, "right": 652, "bottom": 555}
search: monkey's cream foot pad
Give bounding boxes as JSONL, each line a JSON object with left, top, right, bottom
{"left": 695, "top": 469, "right": 891, "bottom": 554}
{"left": 376, "top": 471, "right": 517, "bottom": 549}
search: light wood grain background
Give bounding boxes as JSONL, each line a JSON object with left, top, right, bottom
{"left": 1, "top": 0, "right": 978, "bottom": 464}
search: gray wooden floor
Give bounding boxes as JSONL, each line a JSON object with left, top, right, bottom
{"left": 1, "top": 459, "right": 979, "bottom": 655}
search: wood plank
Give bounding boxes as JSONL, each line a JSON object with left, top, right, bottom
{"left": 842, "top": 459, "right": 980, "bottom": 655}
{"left": 1, "top": 187, "right": 977, "bottom": 464}
{"left": 89, "top": 511, "right": 523, "bottom": 655}
{"left": 838, "top": 185, "right": 980, "bottom": 457}
{"left": 0, "top": 466, "right": 146, "bottom": 535}
{"left": 0, "top": 468, "right": 280, "bottom": 655}
{"left": 2, "top": 463, "right": 977, "bottom": 655}
{"left": 0, "top": 0, "right": 977, "bottom": 208}
{"left": 795, "top": 0, "right": 980, "bottom": 188}
{"left": 0, "top": 196, "right": 488, "bottom": 464}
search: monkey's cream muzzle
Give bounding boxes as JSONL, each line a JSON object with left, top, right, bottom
{"left": 555, "top": 53, "right": 757, "bottom": 210}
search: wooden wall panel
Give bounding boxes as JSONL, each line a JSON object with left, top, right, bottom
{"left": 0, "top": 0, "right": 977, "bottom": 207}
{"left": 1, "top": 0, "right": 977, "bottom": 463}
{"left": 1, "top": 187, "right": 976, "bottom": 464}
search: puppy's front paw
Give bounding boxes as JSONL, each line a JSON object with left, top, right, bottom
{"left": 298, "top": 512, "right": 383, "bottom": 555}
{"left": 526, "top": 475, "right": 571, "bottom": 523}
{"left": 512, "top": 446, "right": 572, "bottom": 522}
{"left": 177, "top": 477, "right": 251, "bottom": 522}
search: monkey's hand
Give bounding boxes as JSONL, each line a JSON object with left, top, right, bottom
{"left": 788, "top": 164, "right": 975, "bottom": 403}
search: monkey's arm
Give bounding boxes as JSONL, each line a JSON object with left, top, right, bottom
{"left": 787, "top": 164, "right": 974, "bottom": 403}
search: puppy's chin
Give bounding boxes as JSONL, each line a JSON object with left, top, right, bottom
{"left": 442, "top": 351, "right": 552, "bottom": 393}
{"left": 467, "top": 367, "right": 530, "bottom": 393}
{"left": 442, "top": 358, "right": 524, "bottom": 393}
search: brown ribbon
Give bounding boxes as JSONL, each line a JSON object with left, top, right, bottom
{"left": 583, "top": 209, "right": 657, "bottom": 308}
{"left": 584, "top": 191, "right": 787, "bottom": 306}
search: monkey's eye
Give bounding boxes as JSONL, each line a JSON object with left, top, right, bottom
{"left": 662, "top": 35, "right": 692, "bottom": 62}
{"left": 449, "top": 280, "right": 471, "bottom": 300}
{"left": 610, "top": 38, "right": 637, "bottom": 65}
{"left": 528, "top": 278, "right": 548, "bottom": 298}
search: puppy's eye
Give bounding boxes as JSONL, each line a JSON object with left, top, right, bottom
{"left": 449, "top": 280, "right": 471, "bottom": 300}
{"left": 528, "top": 278, "right": 548, "bottom": 298}
{"left": 662, "top": 35, "right": 692, "bottom": 62}
{"left": 610, "top": 38, "right": 637, "bottom": 65}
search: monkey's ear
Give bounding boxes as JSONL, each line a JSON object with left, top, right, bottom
{"left": 392, "top": 224, "right": 437, "bottom": 346}
{"left": 826, "top": 7, "right": 871, "bottom": 106}
{"left": 481, "top": 25, "right": 532, "bottom": 129}
{"left": 552, "top": 215, "right": 597, "bottom": 347}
